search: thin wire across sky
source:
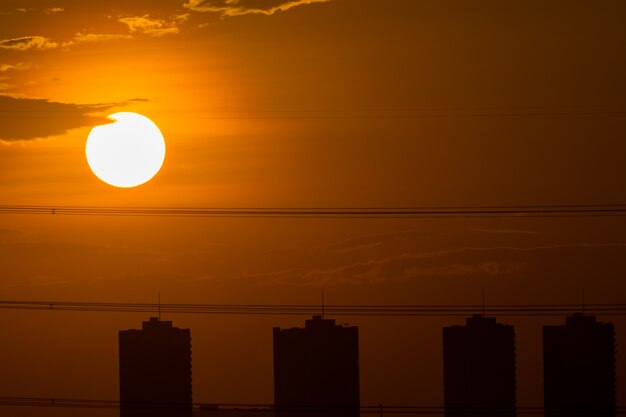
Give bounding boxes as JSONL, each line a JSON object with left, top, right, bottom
{"left": 1, "top": 300, "right": 626, "bottom": 317}
{"left": 0, "top": 396, "right": 625, "bottom": 414}
{"left": 2, "top": 204, "right": 626, "bottom": 218}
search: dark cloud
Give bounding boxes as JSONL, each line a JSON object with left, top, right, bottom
{"left": 0, "top": 36, "right": 58, "bottom": 50}
{"left": 0, "top": 95, "right": 121, "bottom": 141}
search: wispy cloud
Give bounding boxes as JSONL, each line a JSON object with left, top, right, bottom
{"left": 184, "top": 0, "right": 331, "bottom": 16}
{"left": 63, "top": 32, "right": 133, "bottom": 47}
{"left": 250, "top": 243, "right": 626, "bottom": 287}
{"left": 1, "top": 15, "right": 183, "bottom": 53}
{"left": 0, "top": 36, "right": 58, "bottom": 51}
{"left": 0, "top": 81, "right": 16, "bottom": 90}
{"left": 319, "top": 230, "right": 423, "bottom": 254}
{"left": 250, "top": 250, "right": 523, "bottom": 287}
{"left": 15, "top": 7, "right": 64, "bottom": 14}
{"left": 466, "top": 227, "right": 538, "bottom": 236}
{"left": 44, "top": 7, "right": 64, "bottom": 14}
{"left": 318, "top": 227, "right": 538, "bottom": 254}
{"left": 0, "top": 62, "right": 31, "bottom": 72}
{"left": 118, "top": 15, "right": 186, "bottom": 37}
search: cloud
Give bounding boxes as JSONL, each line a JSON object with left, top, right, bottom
{"left": 319, "top": 230, "right": 424, "bottom": 254}
{"left": 16, "top": 7, "right": 64, "bottom": 14}
{"left": 318, "top": 227, "right": 538, "bottom": 254}
{"left": 0, "top": 62, "right": 31, "bottom": 72}
{"left": 250, "top": 242, "right": 626, "bottom": 287}
{"left": 63, "top": 32, "right": 133, "bottom": 47}
{"left": 13, "top": 32, "right": 134, "bottom": 50}
{"left": 250, "top": 250, "right": 524, "bottom": 287}
{"left": 0, "top": 95, "right": 120, "bottom": 141}
{"left": 73, "top": 32, "right": 133, "bottom": 43}
{"left": 44, "top": 7, "right": 64, "bottom": 14}
{"left": 118, "top": 15, "right": 183, "bottom": 37}
{"left": 184, "top": 0, "right": 331, "bottom": 16}
{"left": 0, "top": 82, "right": 16, "bottom": 90}
{"left": 466, "top": 227, "right": 538, "bottom": 235}
{"left": 0, "top": 36, "right": 58, "bottom": 51}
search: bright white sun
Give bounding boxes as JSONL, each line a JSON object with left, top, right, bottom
{"left": 86, "top": 112, "right": 165, "bottom": 188}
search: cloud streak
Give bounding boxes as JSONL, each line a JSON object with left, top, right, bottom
{"left": 15, "top": 7, "right": 64, "bottom": 14}
{"left": 184, "top": 0, "right": 331, "bottom": 16}
{"left": 65, "top": 32, "right": 133, "bottom": 47}
{"left": 0, "top": 95, "right": 121, "bottom": 141}
{"left": 0, "top": 81, "right": 16, "bottom": 90}
{"left": 250, "top": 242, "right": 626, "bottom": 287}
{"left": 118, "top": 15, "right": 186, "bottom": 37}
{"left": 0, "top": 62, "right": 31, "bottom": 72}
{"left": 0, "top": 36, "right": 58, "bottom": 51}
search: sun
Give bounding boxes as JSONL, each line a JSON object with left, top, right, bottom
{"left": 86, "top": 112, "right": 166, "bottom": 188}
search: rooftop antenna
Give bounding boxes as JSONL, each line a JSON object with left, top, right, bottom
{"left": 582, "top": 288, "right": 585, "bottom": 316}
{"left": 158, "top": 290, "right": 162, "bottom": 320}
{"left": 482, "top": 289, "right": 485, "bottom": 316}
{"left": 322, "top": 289, "right": 325, "bottom": 319}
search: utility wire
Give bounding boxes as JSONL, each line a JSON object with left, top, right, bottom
{"left": 0, "top": 396, "right": 624, "bottom": 415}
{"left": 1, "top": 300, "right": 626, "bottom": 317}
{"left": 2, "top": 204, "right": 626, "bottom": 218}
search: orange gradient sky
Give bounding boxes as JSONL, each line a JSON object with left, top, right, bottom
{"left": 1, "top": 1, "right": 626, "bottom": 416}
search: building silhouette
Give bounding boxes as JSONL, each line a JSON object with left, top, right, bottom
{"left": 442, "top": 314, "right": 516, "bottom": 417}
{"left": 193, "top": 404, "right": 275, "bottom": 417}
{"left": 193, "top": 405, "right": 275, "bottom": 417}
{"left": 543, "top": 313, "right": 616, "bottom": 417}
{"left": 273, "top": 316, "right": 360, "bottom": 417}
{"left": 119, "top": 317, "right": 192, "bottom": 417}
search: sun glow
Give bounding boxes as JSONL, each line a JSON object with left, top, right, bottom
{"left": 86, "top": 112, "right": 165, "bottom": 188}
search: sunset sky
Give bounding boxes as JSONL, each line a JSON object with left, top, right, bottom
{"left": 1, "top": 0, "right": 626, "bottom": 416}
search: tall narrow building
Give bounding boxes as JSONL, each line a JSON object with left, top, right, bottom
{"left": 543, "top": 313, "right": 616, "bottom": 417}
{"left": 119, "top": 317, "right": 192, "bottom": 417}
{"left": 273, "top": 316, "right": 360, "bottom": 417}
{"left": 443, "top": 314, "right": 516, "bottom": 417}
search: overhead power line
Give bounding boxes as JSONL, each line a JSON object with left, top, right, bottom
{"left": 2, "top": 204, "right": 626, "bottom": 218}
{"left": 0, "top": 396, "right": 624, "bottom": 415}
{"left": 1, "top": 300, "right": 625, "bottom": 317}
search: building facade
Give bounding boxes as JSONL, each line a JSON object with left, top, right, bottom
{"left": 543, "top": 313, "right": 616, "bottom": 417}
{"left": 119, "top": 317, "right": 193, "bottom": 417}
{"left": 273, "top": 316, "right": 360, "bottom": 417}
{"left": 443, "top": 314, "right": 516, "bottom": 417}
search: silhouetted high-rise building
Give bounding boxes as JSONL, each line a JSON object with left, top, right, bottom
{"left": 543, "top": 313, "right": 616, "bottom": 417}
{"left": 443, "top": 314, "right": 516, "bottom": 417}
{"left": 193, "top": 405, "right": 275, "bottom": 417}
{"left": 119, "top": 317, "right": 192, "bottom": 417}
{"left": 273, "top": 316, "right": 359, "bottom": 417}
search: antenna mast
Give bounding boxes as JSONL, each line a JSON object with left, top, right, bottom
{"left": 582, "top": 288, "right": 585, "bottom": 316}
{"left": 482, "top": 289, "right": 485, "bottom": 316}
{"left": 158, "top": 291, "right": 161, "bottom": 320}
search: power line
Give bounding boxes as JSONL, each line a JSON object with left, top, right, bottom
{"left": 1, "top": 300, "right": 626, "bottom": 317}
{"left": 2, "top": 204, "right": 626, "bottom": 218}
{"left": 0, "top": 396, "right": 624, "bottom": 415}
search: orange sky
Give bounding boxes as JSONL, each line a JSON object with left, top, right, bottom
{"left": 1, "top": 1, "right": 626, "bottom": 416}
